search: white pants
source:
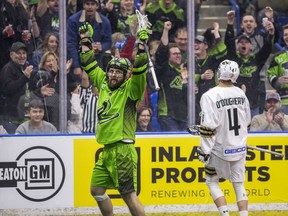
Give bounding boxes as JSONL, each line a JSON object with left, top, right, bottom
{"left": 206, "top": 153, "right": 246, "bottom": 182}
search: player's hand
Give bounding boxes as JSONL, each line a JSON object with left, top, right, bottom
{"left": 197, "top": 147, "right": 210, "bottom": 164}
{"left": 79, "top": 22, "right": 94, "bottom": 39}
{"left": 78, "top": 23, "right": 94, "bottom": 52}
{"left": 137, "top": 28, "right": 149, "bottom": 43}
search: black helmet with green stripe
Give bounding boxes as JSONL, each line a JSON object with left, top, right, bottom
{"left": 106, "top": 57, "right": 131, "bottom": 80}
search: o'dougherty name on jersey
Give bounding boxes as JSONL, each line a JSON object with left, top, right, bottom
{"left": 216, "top": 97, "right": 245, "bottom": 109}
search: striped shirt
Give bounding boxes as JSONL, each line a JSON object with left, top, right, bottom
{"left": 80, "top": 86, "right": 98, "bottom": 133}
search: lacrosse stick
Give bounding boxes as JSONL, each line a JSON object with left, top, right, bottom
{"left": 247, "top": 145, "right": 284, "bottom": 158}
{"left": 136, "top": 9, "right": 160, "bottom": 91}
{"left": 187, "top": 125, "right": 285, "bottom": 158}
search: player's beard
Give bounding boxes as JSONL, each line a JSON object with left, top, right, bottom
{"left": 108, "top": 77, "right": 125, "bottom": 90}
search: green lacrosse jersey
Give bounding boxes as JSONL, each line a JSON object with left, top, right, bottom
{"left": 80, "top": 50, "right": 148, "bottom": 145}
{"left": 267, "top": 50, "right": 288, "bottom": 105}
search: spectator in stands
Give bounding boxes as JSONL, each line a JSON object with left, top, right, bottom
{"left": 203, "top": 22, "right": 227, "bottom": 60}
{"left": 225, "top": 10, "right": 274, "bottom": 117}
{"left": 267, "top": 24, "right": 288, "bottom": 115}
{"left": 29, "top": 51, "right": 73, "bottom": 130}
{"left": 31, "top": 32, "right": 59, "bottom": 73}
{"left": 226, "top": 10, "right": 275, "bottom": 54}
{"left": 136, "top": 106, "right": 154, "bottom": 132}
{"left": 194, "top": 34, "right": 221, "bottom": 124}
{"left": 101, "top": 19, "right": 137, "bottom": 70}
{"left": 67, "top": 0, "right": 112, "bottom": 76}
{"left": 145, "top": 0, "right": 185, "bottom": 42}
{"left": 155, "top": 21, "right": 187, "bottom": 131}
{"left": 100, "top": 0, "right": 118, "bottom": 33}
{"left": 101, "top": 32, "right": 126, "bottom": 70}
{"left": 36, "top": 0, "right": 60, "bottom": 40}
{"left": 250, "top": 92, "right": 288, "bottom": 131}
{"left": 80, "top": 71, "right": 98, "bottom": 133}
{"left": 37, "top": 0, "right": 81, "bottom": 18}
{"left": 0, "top": 42, "right": 34, "bottom": 134}
{"left": 0, "top": 0, "right": 39, "bottom": 69}
{"left": 15, "top": 99, "right": 57, "bottom": 134}
{"left": 225, "top": 33, "right": 272, "bottom": 118}
{"left": 102, "top": 0, "right": 146, "bottom": 36}
{"left": 174, "top": 27, "right": 188, "bottom": 63}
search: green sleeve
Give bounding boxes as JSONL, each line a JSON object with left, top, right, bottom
{"left": 80, "top": 50, "right": 106, "bottom": 89}
{"left": 128, "top": 53, "right": 148, "bottom": 101}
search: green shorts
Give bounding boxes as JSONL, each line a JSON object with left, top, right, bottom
{"left": 90, "top": 141, "right": 138, "bottom": 195}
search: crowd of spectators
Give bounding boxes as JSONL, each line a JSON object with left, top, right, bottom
{"left": 1, "top": 0, "right": 288, "bottom": 134}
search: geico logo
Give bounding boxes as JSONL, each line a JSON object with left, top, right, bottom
{"left": 224, "top": 146, "right": 246, "bottom": 154}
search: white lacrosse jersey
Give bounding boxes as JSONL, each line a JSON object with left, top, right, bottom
{"left": 200, "top": 85, "right": 251, "bottom": 161}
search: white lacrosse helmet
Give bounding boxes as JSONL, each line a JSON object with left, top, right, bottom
{"left": 217, "top": 59, "right": 239, "bottom": 83}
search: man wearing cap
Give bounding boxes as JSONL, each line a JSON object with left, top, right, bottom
{"left": 225, "top": 31, "right": 273, "bottom": 118}
{"left": 250, "top": 92, "right": 288, "bottom": 131}
{"left": 225, "top": 10, "right": 275, "bottom": 114}
{"left": 0, "top": 42, "right": 34, "bottom": 133}
{"left": 67, "top": 0, "right": 112, "bottom": 77}
{"left": 194, "top": 34, "right": 222, "bottom": 123}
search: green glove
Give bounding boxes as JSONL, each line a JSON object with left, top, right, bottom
{"left": 78, "top": 22, "right": 94, "bottom": 52}
{"left": 78, "top": 22, "right": 94, "bottom": 39}
{"left": 137, "top": 28, "right": 149, "bottom": 43}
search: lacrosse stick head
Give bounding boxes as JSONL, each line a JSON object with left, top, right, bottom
{"left": 135, "top": 10, "right": 152, "bottom": 34}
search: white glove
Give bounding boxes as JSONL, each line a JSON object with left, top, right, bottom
{"left": 197, "top": 146, "right": 210, "bottom": 164}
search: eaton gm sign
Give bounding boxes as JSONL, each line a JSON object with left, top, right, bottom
{"left": 0, "top": 136, "right": 74, "bottom": 209}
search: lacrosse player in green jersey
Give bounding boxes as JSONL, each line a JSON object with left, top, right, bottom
{"left": 78, "top": 22, "right": 149, "bottom": 216}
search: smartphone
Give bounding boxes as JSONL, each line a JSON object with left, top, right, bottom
{"left": 262, "top": 17, "right": 268, "bottom": 26}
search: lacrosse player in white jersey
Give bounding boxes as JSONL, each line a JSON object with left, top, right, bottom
{"left": 197, "top": 59, "right": 251, "bottom": 216}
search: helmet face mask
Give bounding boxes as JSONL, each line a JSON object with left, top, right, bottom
{"left": 106, "top": 57, "right": 131, "bottom": 90}
{"left": 106, "top": 58, "right": 131, "bottom": 80}
{"left": 217, "top": 60, "right": 239, "bottom": 83}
